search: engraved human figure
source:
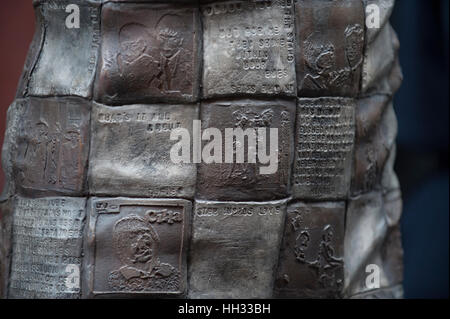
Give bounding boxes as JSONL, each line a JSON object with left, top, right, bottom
{"left": 21, "top": 121, "right": 57, "bottom": 186}
{"left": 20, "top": 122, "right": 48, "bottom": 184}
{"left": 294, "top": 223, "right": 343, "bottom": 290}
{"left": 59, "top": 130, "right": 81, "bottom": 190}
{"left": 302, "top": 33, "right": 337, "bottom": 90}
{"left": 302, "top": 25, "right": 363, "bottom": 91}
{"left": 109, "top": 215, "right": 178, "bottom": 291}
{"left": 116, "top": 23, "right": 160, "bottom": 92}
{"left": 309, "top": 225, "right": 343, "bottom": 289}
{"left": 155, "top": 14, "right": 192, "bottom": 93}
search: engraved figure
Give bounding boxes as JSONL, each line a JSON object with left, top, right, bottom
{"left": 20, "top": 121, "right": 58, "bottom": 186}
{"left": 21, "top": 121, "right": 48, "bottom": 184}
{"left": 117, "top": 23, "right": 161, "bottom": 92}
{"left": 155, "top": 14, "right": 193, "bottom": 93}
{"left": 59, "top": 130, "right": 81, "bottom": 190}
{"left": 344, "top": 24, "right": 364, "bottom": 70}
{"left": 108, "top": 214, "right": 179, "bottom": 291}
{"left": 294, "top": 224, "right": 343, "bottom": 291}
{"left": 301, "top": 25, "right": 364, "bottom": 91}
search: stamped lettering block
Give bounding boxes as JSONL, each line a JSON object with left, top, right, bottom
{"left": 293, "top": 97, "right": 355, "bottom": 200}
{"left": 89, "top": 102, "right": 198, "bottom": 198}
{"left": 197, "top": 99, "right": 295, "bottom": 201}
{"left": 8, "top": 196, "right": 86, "bottom": 299}
{"left": 274, "top": 201, "right": 345, "bottom": 298}
{"left": 202, "top": 0, "right": 296, "bottom": 98}
{"left": 189, "top": 199, "right": 287, "bottom": 298}
{"left": 296, "top": 0, "right": 364, "bottom": 97}
{"left": 83, "top": 198, "right": 191, "bottom": 297}
{"left": 13, "top": 98, "right": 91, "bottom": 197}
{"left": 27, "top": 0, "right": 100, "bottom": 98}
{"left": 95, "top": 3, "right": 200, "bottom": 104}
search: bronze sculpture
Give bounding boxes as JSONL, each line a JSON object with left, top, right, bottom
{"left": 0, "top": 0, "right": 403, "bottom": 299}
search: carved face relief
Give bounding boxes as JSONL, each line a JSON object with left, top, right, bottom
{"left": 85, "top": 198, "right": 191, "bottom": 297}
{"left": 95, "top": 3, "right": 199, "bottom": 104}
{"left": 296, "top": 0, "right": 365, "bottom": 97}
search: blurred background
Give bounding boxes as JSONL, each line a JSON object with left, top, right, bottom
{"left": 0, "top": 0, "right": 448, "bottom": 299}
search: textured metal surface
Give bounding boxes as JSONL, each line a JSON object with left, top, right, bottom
{"left": 197, "top": 99, "right": 295, "bottom": 201}
{"left": 8, "top": 196, "right": 86, "bottom": 299}
{"left": 27, "top": 0, "right": 100, "bottom": 98}
{"left": 202, "top": 0, "right": 296, "bottom": 98}
{"left": 293, "top": 97, "right": 355, "bottom": 200}
{"left": 94, "top": 2, "right": 200, "bottom": 104}
{"left": 0, "top": 0, "right": 404, "bottom": 299}
{"left": 83, "top": 197, "right": 191, "bottom": 298}
{"left": 361, "top": 22, "right": 401, "bottom": 96}
{"left": 12, "top": 98, "right": 90, "bottom": 197}
{"left": 344, "top": 191, "right": 403, "bottom": 297}
{"left": 274, "top": 201, "right": 345, "bottom": 298}
{"left": 89, "top": 102, "right": 198, "bottom": 198}
{"left": 296, "top": 0, "right": 364, "bottom": 97}
{"left": 0, "top": 100, "right": 26, "bottom": 202}
{"left": 352, "top": 95, "right": 398, "bottom": 195}
{"left": 189, "top": 199, "right": 287, "bottom": 298}
{"left": 350, "top": 284, "right": 403, "bottom": 299}
{"left": 0, "top": 200, "right": 13, "bottom": 298}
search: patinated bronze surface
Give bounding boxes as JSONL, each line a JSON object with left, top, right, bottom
{"left": 83, "top": 198, "right": 191, "bottom": 298}
{"left": 0, "top": 0, "right": 404, "bottom": 299}
{"left": 197, "top": 99, "right": 295, "bottom": 201}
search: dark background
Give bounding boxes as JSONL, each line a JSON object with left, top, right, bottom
{"left": 0, "top": 0, "right": 448, "bottom": 299}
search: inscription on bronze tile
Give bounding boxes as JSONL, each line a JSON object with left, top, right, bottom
{"left": 89, "top": 103, "right": 198, "bottom": 198}
{"left": 197, "top": 99, "right": 295, "bottom": 201}
{"left": 189, "top": 199, "right": 287, "bottom": 298}
{"left": 296, "top": 0, "right": 364, "bottom": 97}
{"left": 274, "top": 201, "right": 345, "bottom": 298}
{"left": 95, "top": 3, "right": 199, "bottom": 104}
{"left": 83, "top": 198, "right": 191, "bottom": 297}
{"left": 28, "top": 0, "right": 100, "bottom": 98}
{"left": 13, "top": 98, "right": 90, "bottom": 197}
{"left": 8, "top": 196, "right": 86, "bottom": 299}
{"left": 202, "top": 0, "right": 296, "bottom": 98}
{"left": 293, "top": 98, "right": 355, "bottom": 200}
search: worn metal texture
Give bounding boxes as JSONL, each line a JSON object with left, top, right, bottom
{"left": 27, "top": 0, "right": 101, "bottom": 98}
{"left": 296, "top": 0, "right": 365, "bottom": 97}
{"left": 0, "top": 200, "right": 13, "bottom": 298}
{"left": 197, "top": 99, "right": 295, "bottom": 201}
{"left": 350, "top": 284, "right": 404, "bottom": 299}
{"left": 89, "top": 102, "right": 198, "bottom": 198}
{"left": 83, "top": 197, "right": 191, "bottom": 298}
{"left": 189, "top": 199, "right": 287, "bottom": 298}
{"left": 94, "top": 2, "right": 200, "bottom": 104}
{"left": 8, "top": 196, "right": 86, "bottom": 299}
{"left": 352, "top": 95, "right": 398, "bottom": 195}
{"left": 0, "top": 100, "right": 26, "bottom": 202}
{"left": 274, "top": 201, "right": 345, "bottom": 298}
{"left": 202, "top": 0, "right": 296, "bottom": 98}
{"left": 0, "top": 0, "right": 404, "bottom": 299}
{"left": 11, "top": 98, "right": 91, "bottom": 197}
{"left": 344, "top": 191, "right": 403, "bottom": 297}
